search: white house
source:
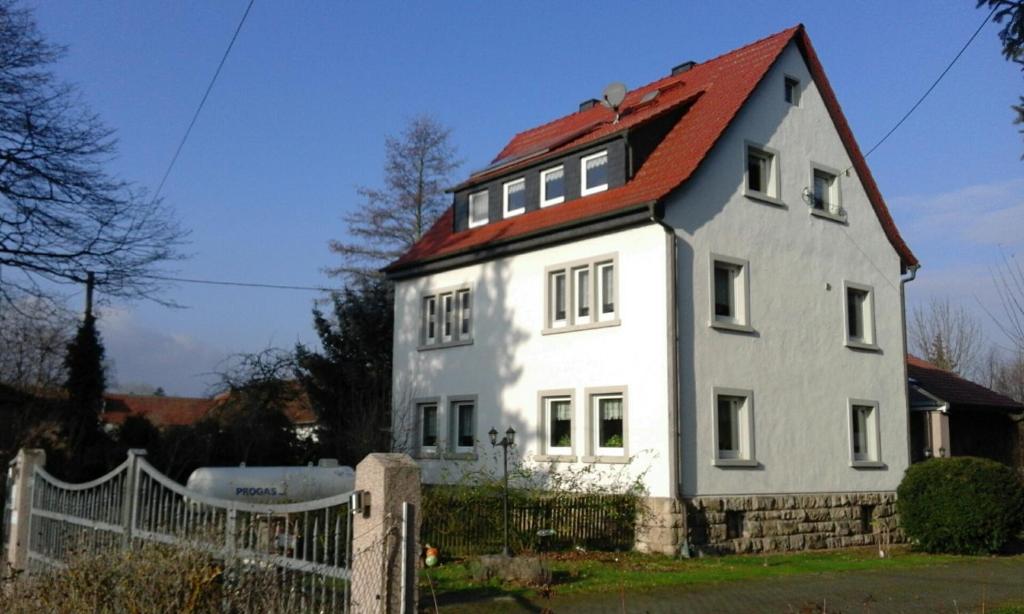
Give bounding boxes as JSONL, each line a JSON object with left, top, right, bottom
{"left": 385, "top": 25, "right": 920, "bottom": 554}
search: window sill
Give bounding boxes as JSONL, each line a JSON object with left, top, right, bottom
{"left": 418, "top": 338, "right": 473, "bottom": 352}
{"left": 540, "top": 198, "right": 564, "bottom": 208}
{"left": 503, "top": 208, "right": 525, "bottom": 218}
{"left": 443, "top": 452, "right": 478, "bottom": 461}
{"left": 809, "top": 208, "right": 847, "bottom": 224}
{"left": 581, "top": 455, "right": 629, "bottom": 464}
{"left": 850, "top": 460, "right": 886, "bottom": 469}
{"left": 845, "top": 340, "right": 881, "bottom": 353}
{"left": 581, "top": 184, "right": 609, "bottom": 197}
{"left": 713, "top": 458, "right": 758, "bottom": 468}
{"left": 744, "top": 191, "right": 786, "bottom": 208}
{"left": 709, "top": 320, "right": 755, "bottom": 334}
{"left": 542, "top": 319, "right": 620, "bottom": 336}
{"left": 534, "top": 454, "right": 577, "bottom": 463}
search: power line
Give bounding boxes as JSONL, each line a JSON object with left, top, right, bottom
{"left": 151, "top": 0, "right": 256, "bottom": 202}
{"left": 861, "top": 6, "right": 996, "bottom": 160}
{"left": 142, "top": 274, "right": 334, "bottom": 293}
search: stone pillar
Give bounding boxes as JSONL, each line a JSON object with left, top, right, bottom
{"left": 635, "top": 496, "right": 686, "bottom": 555}
{"left": 5, "top": 448, "right": 45, "bottom": 573}
{"left": 930, "top": 411, "right": 951, "bottom": 457}
{"left": 350, "top": 453, "right": 421, "bottom": 614}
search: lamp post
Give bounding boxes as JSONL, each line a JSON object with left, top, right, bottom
{"left": 489, "top": 426, "right": 516, "bottom": 557}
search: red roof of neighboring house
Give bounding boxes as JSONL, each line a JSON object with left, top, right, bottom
{"left": 102, "top": 394, "right": 216, "bottom": 427}
{"left": 907, "top": 355, "right": 1024, "bottom": 412}
{"left": 387, "top": 25, "right": 917, "bottom": 273}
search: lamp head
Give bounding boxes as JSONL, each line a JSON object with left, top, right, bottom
{"left": 506, "top": 427, "right": 516, "bottom": 445}
{"left": 488, "top": 428, "right": 498, "bottom": 446}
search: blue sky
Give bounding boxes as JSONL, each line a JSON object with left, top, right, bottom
{"left": 26, "top": 1, "right": 1023, "bottom": 395}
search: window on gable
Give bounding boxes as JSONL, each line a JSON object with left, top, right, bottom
{"left": 844, "top": 283, "right": 876, "bottom": 349}
{"left": 714, "top": 389, "right": 755, "bottom": 465}
{"left": 468, "top": 189, "right": 489, "bottom": 228}
{"left": 745, "top": 144, "right": 779, "bottom": 202}
{"left": 503, "top": 178, "right": 526, "bottom": 217}
{"left": 419, "top": 402, "right": 438, "bottom": 453}
{"left": 544, "top": 396, "right": 573, "bottom": 456}
{"left": 541, "top": 166, "right": 565, "bottom": 207}
{"left": 710, "top": 256, "right": 750, "bottom": 331}
{"left": 420, "top": 286, "right": 473, "bottom": 349}
{"left": 550, "top": 270, "right": 567, "bottom": 328}
{"left": 592, "top": 393, "right": 625, "bottom": 457}
{"left": 811, "top": 167, "right": 842, "bottom": 218}
{"left": 849, "top": 401, "right": 880, "bottom": 465}
{"left": 784, "top": 76, "right": 800, "bottom": 105}
{"left": 452, "top": 400, "right": 475, "bottom": 453}
{"left": 597, "top": 261, "right": 615, "bottom": 321}
{"left": 422, "top": 296, "right": 437, "bottom": 345}
{"left": 581, "top": 150, "right": 609, "bottom": 196}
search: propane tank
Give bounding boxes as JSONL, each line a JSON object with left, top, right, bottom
{"left": 185, "top": 459, "right": 355, "bottom": 503}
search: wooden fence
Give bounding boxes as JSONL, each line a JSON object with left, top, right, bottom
{"left": 422, "top": 487, "right": 637, "bottom": 557}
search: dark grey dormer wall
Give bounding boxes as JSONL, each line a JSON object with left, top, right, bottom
{"left": 452, "top": 138, "right": 628, "bottom": 232}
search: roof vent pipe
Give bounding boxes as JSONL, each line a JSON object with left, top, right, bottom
{"left": 579, "top": 98, "right": 601, "bottom": 111}
{"left": 671, "top": 61, "right": 696, "bottom": 76}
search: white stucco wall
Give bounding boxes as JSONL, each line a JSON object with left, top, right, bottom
{"left": 666, "top": 41, "right": 910, "bottom": 497}
{"left": 392, "top": 224, "right": 674, "bottom": 497}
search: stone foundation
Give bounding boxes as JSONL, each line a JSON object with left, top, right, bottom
{"left": 637, "top": 492, "right": 903, "bottom": 555}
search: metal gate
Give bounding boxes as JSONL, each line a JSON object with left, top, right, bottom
{"left": 19, "top": 450, "right": 367, "bottom": 613}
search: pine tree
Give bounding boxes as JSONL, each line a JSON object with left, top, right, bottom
{"left": 64, "top": 314, "right": 106, "bottom": 425}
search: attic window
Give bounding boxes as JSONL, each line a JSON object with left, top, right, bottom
{"left": 581, "top": 151, "right": 609, "bottom": 196}
{"left": 784, "top": 76, "right": 800, "bottom": 105}
{"left": 503, "top": 178, "right": 526, "bottom": 218}
{"left": 541, "top": 166, "right": 565, "bottom": 207}
{"left": 468, "top": 189, "right": 489, "bottom": 228}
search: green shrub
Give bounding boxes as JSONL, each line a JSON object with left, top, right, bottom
{"left": 897, "top": 457, "right": 1024, "bottom": 554}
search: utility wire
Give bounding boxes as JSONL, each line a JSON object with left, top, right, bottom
{"left": 861, "top": 6, "right": 996, "bottom": 160}
{"left": 142, "top": 274, "right": 334, "bottom": 293}
{"left": 151, "top": 0, "right": 256, "bottom": 202}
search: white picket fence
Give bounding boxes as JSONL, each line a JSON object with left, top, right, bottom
{"left": 8, "top": 449, "right": 372, "bottom": 613}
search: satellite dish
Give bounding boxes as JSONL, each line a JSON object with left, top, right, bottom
{"left": 601, "top": 82, "right": 627, "bottom": 111}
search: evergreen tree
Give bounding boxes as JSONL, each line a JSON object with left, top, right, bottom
{"left": 63, "top": 314, "right": 106, "bottom": 425}
{"left": 296, "top": 278, "right": 393, "bottom": 466}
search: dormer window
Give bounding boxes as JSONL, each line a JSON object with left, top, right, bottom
{"left": 468, "top": 190, "right": 489, "bottom": 228}
{"left": 541, "top": 166, "right": 565, "bottom": 207}
{"left": 581, "top": 151, "right": 609, "bottom": 196}
{"left": 503, "top": 178, "right": 526, "bottom": 218}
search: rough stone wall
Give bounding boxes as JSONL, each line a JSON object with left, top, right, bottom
{"left": 635, "top": 496, "right": 687, "bottom": 555}
{"left": 684, "top": 492, "right": 903, "bottom": 554}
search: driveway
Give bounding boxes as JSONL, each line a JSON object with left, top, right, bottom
{"left": 429, "top": 556, "right": 1024, "bottom": 613}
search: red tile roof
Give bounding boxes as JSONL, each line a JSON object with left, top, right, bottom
{"left": 102, "top": 394, "right": 217, "bottom": 427}
{"left": 907, "top": 355, "right": 1023, "bottom": 412}
{"left": 387, "top": 25, "right": 918, "bottom": 273}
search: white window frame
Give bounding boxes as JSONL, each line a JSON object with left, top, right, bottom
{"left": 712, "top": 387, "right": 756, "bottom": 467}
{"left": 580, "top": 150, "right": 609, "bottom": 196}
{"left": 502, "top": 178, "right": 526, "bottom": 218}
{"left": 543, "top": 254, "right": 619, "bottom": 334}
{"left": 419, "top": 284, "right": 473, "bottom": 350}
{"left": 540, "top": 165, "right": 566, "bottom": 207}
{"left": 709, "top": 253, "right": 752, "bottom": 333}
{"left": 743, "top": 141, "right": 782, "bottom": 206}
{"left": 784, "top": 75, "right": 800, "bottom": 106}
{"left": 468, "top": 189, "right": 489, "bottom": 228}
{"left": 416, "top": 400, "right": 441, "bottom": 457}
{"left": 809, "top": 162, "right": 844, "bottom": 221}
{"left": 843, "top": 281, "right": 878, "bottom": 351}
{"left": 584, "top": 387, "right": 628, "bottom": 462}
{"left": 548, "top": 270, "right": 568, "bottom": 329}
{"left": 537, "top": 390, "right": 575, "bottom": 460}
{"left": 449, "top": 396, "right": 477, "bottom": 456}
{"left": 572, "top": 266, "right": 592, "bottom": 325}
{"left": 457, "top": 288, "right": 472, "bottom": 341}
{"left": 848, "top": 399, "right": 883, "bottom": 467}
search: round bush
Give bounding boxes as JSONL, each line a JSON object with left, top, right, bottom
{"left": 897, "top": 456, "right": 1024, "bottom": 554}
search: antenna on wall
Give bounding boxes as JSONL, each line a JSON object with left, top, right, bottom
{"left": 600, "top": 82, "right": 627, "bottom": 123}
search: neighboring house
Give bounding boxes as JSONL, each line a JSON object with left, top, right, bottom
{"left": 385, "top": 25, "right": 919, "bottom": 554}
{"left": 101, "top": 390, "right": 319, "bottom": 440}
{"left": 907, "top": 355, "right": 1024, "bottom": 468}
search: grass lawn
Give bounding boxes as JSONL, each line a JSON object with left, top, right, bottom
{"left": 420, "top": 545, "right": 974, "bottom": 603}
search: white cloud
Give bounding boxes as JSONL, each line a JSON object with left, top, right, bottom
{"left": 892, "top": 178, "right": 1024, "bottom": 249}
{"left": 97, "top": 307, "right": 227, "bottom": 397}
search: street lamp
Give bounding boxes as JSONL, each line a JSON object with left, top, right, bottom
{"left": 489, "top": 426, "right": 516, "bottom": 557}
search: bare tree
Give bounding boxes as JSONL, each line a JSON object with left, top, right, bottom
{"left": 910, "top": 297, "right": 984, "bottom": 376}
{"left": 991, "top": 252, "right": 1024, "bottom": 354}
{"left": 0, "top": 295, "right": 74, "bottom": 392}
{"left": 982, "top": 347, "right": 1024, "bottom": 403}
{"left": 327, "top": 115, "right": 460, "bottom": 280}
{"left": 977, "top": 1, "right": 1024, "bottom": 152}
{"left": 0, "top": 0, "right": 186, "bottom": 309}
